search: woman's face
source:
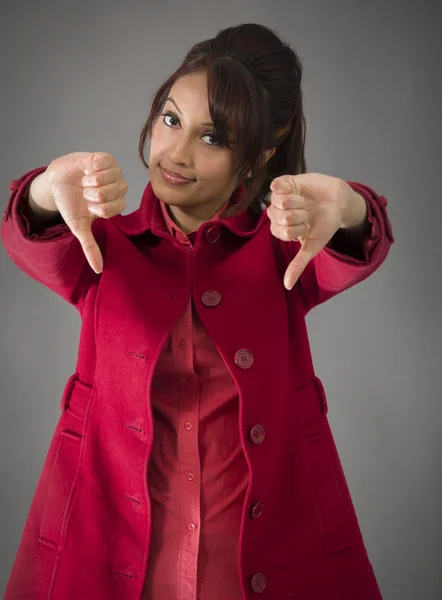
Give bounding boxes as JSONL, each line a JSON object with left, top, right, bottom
{"left": 148, "top": 71, "right": 242, "bottom": 233}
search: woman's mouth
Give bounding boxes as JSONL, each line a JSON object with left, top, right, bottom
{"left": 160, "top": 166, "right": 195, "bottom": 185}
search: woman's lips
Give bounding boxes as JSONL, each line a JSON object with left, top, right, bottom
{"left": 160, "top": 166, "right": 195, "bottom": 184}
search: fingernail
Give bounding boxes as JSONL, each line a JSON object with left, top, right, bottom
{"left": 273, "top": 181, "right": 290, "bottom": 192}
{"left": 89, "top": 205, "right": 102, "bottom": 216}
{"left": 84, "top": 189, "right": 98, "bottom": 200}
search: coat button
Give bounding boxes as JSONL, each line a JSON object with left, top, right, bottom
{"left": 250, "top": 500, "right": 264, "bottom": 519}
{"left": 234, "top": 349, "right": 253, "bottom": 369}
{"left": 201, "top": 291, "right": 222, "bottom": 307}
{"left": 249, "top": 424, "right": 265, "bottom": 444}
{"left": 250, "top": 573, "right": 266, "bottom": 593}
{"left": 8, "top": 179, "right": 20, "bottom": 191}
{"left": 205, "top": 225, "right": 221, "bottom": 243}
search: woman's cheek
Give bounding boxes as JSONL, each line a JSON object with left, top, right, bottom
{"left": 201, "top": 155, "right": 233, "bottom": 180}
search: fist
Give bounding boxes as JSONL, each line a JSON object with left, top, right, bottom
{"left": 46, "top": 151, "right": 128, "bottom": 273}
{"left": 267, "top": 173, "right": 350, "bottom": 290}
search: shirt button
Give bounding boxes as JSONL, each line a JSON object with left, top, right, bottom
{"left": 178, "top": 340, "right": 187, "bottom": 351}
{"left": 205, "top": 225, "right": 221, "bottom": 243}
{"left": 249, "top": 424, "right": 265, "bottom": 445}
{"left": 187, "top": 472, "right": 194, "bottom": 481}
{"left": 201, "top": 290, "right": 222, "bottom": 307}
{"left": 250, "top": 501, "right": 264, "bottom": 519}
{"left": 185, "top": 421, "right": 192, "bottom": 431}
{"left": 181, "top": 376, "right": 194, "bottom": 387}
{"left": 250, "top": 573, "right": 267, "bottom": 593}
{"left": 235, "top": 349, "right": 254, "bottom": 369}
{"left": 188, "top": 522, "right": 196, "bottom": 532}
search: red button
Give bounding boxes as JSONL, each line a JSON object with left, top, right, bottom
{"left": 250, "top": 573, "right": 266, "bottom": 593}
{"left": 185, "top": 421, "right": 192, "bottom": 430}
{"left": 205, "top": 226, "right": 221, "bottom": 243}
{"left": 180, "top": 376, "right": 194, "bottom": 387}
{"left": 251, "top": 501, "right": 264, "bottom": 519}
{"left": 178, "top": 340, "right": 187, "bottom": 351}
{"left": 188, "top": 522, "right": 196, "bottom": 531}
{"left": 187, "top": 472, "right": 194, "bottom": 481}
{"left": 8, "top": 179, "right": 21, "bottom": 191}
{"left": 201, "top": 291, "right": 222, "bottom": 307}
{"left": 249, "top": 424, "right": 265, "bottom": 444}
{"left": 235, "top": 349, "right": 253, "bottom": 369}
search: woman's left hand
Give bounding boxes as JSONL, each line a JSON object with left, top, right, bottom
{"left": 266, "top": 173, "right": 362, "bottom": 290}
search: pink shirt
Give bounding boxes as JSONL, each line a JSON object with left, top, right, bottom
{"left": 142, "top": 197, "right": 249, "bottom": 600}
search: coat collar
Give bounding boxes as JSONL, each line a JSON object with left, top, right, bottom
{"left": 111, "top": 179, "right": 268, "bottom": 240}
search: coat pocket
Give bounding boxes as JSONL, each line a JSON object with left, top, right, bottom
{"left": 297, "top": 376, "right": 352, "bottom": 552}
{"left": 38, "top": 373, "right": 93, "bottom": 548}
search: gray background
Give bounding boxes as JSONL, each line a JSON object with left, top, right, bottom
{"left": 1, "top": 0, "right": 440, "bottom": 598}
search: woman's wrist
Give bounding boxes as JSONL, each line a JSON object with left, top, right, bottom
{"left": 27, "top": 171, "right": 59, "bottom": 219}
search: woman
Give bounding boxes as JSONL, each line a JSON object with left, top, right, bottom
{"left": 1, "top": 22, "right": 394, "bottom": 600}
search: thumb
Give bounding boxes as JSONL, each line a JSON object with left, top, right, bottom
{"left": 283, "top": 235, "right": 323, "bottom": 290}
{"left": 73, "top": 224, "right": 103, "bottom": 274}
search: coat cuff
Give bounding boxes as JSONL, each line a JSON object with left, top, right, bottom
{"left": 324, "top": 181, "right": 394, "bottom": 264}
{"left": 4, "top": 167, "right": 70, "bottom": 240}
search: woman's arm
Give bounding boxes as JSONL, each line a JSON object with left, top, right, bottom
{"left": 1, "top": 167, "right": 105, "bottom": 307}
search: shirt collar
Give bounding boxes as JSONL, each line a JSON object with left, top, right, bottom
{"left": 159, "top": 194, "right": 231, "bottom": 242}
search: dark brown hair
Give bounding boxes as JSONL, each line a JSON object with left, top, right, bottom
{"left": 138, "top": 23, "right": 307, "bottom": 219}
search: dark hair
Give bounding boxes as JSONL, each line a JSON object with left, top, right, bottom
{"left": 138, "top": 23, "right": 307, "bottom": 219}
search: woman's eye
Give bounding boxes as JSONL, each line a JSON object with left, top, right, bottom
{"left": 161, "top": 112, "right": 222, "bottom": 147}
{"left": 162, "top": 113, "right": 179, "bottom": 127}
{"left": 201, "top": 133, "right": 220, "bottom": 146}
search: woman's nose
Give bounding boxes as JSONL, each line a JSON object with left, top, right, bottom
{"left": 167, "top": 136, "right": 193, "bottom": 166}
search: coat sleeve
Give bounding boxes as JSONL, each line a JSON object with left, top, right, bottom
{"left": 1, "top": 166, "right": 106, "bottom": 307}
{"left": 279, "top": 181, "right": 395, "bottom": 315}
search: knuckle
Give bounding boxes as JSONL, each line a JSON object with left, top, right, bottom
{"left": 99, "top": 202, "right": 111, "bottom": 217}
{"left": 81, "top": 238, "right": 95, "bottom": 250}
{"left": 97, "top": 151, "right": 111, "bottom": 162}
{"left": 92, "top": 151, "right": 114, "bottom": 171}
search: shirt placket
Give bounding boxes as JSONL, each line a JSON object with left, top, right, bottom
{"left": 173, "top": 235, "right": 201, "bottom": 600}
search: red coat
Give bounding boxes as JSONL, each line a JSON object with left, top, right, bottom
{"left": 1, "top": 167, "right": 394, "bottom": 600}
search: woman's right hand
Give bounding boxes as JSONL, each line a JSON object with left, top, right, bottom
{"left": 44, "top": 151, "right": 128, "bottom": 273}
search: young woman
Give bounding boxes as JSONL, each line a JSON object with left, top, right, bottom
{"left": 1, "top": 22, "right": 394, "bottom": 600}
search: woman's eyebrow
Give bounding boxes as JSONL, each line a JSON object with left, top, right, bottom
{"left": 166, "top": 97, "right": 214, "bottom": 126}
